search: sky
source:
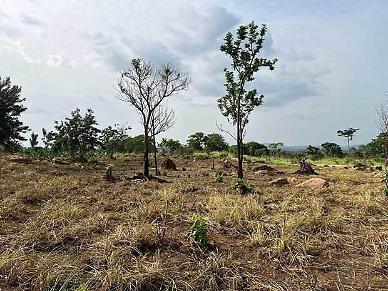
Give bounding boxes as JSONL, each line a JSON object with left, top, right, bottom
{"left": 1, "top": 0, "right": 387, "bottom": 146}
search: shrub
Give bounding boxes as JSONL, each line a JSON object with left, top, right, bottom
{"left": 231, "top": 178, "right": 254, "bottom": 194}
{"left": 189, "top": 215, "right": 208, "bottom": 246}
{"left": 213, "top": 171, "right": 224, "bottom": 183}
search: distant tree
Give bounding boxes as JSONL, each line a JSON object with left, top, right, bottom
{"left": 243, "top": 141, "right": 269, "bottom": 156}
{"left": 306, "top": 145, "right": 320, "bottom": 155}
{"left": 0, "top": 76, "right": 29, "bottom": 150}
{"left": 45, "top": 108, "right": 100, "bottom": 160}
{"left": 204, "top": 133, "right": 228, "bottom": 152}
{"left": 187, "top": 132, "right": 207, "bottom": 151}
{"left": 41, "top": 128, "right": 50, "bottom": 149}
{"left": 29, "top": 132, "right": 39, "bottom": 149}
{"left": 117, "top": 59, "right": 189, "bottom": 178}
{"left": 159, "top": 138, "right": 182, "bottom": 154}
{"left": 218, "top": 22, "right": 277, "bottom": 179}
{"left": 306, "top": 145, "right": 322, "bottom": 158}
{"left": 321, "top": 142, "right": 343, "bottom": 157}
{"left": 100, "top": 124, "right": 131, "bottom": 158}
{"left": 268, "top": 142, "right": 283, "bottom": 156}
{"left": 124, "top": 135, "right": 154, "bottom": 154}
{"left": 337, "top": 128, "right": 359, "bottom": 150}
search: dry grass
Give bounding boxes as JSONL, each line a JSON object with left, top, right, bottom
{"left": 1, "top": 154, "right": 388, "bottom": 290}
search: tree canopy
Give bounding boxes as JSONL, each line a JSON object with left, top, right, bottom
{"left": 203, "top": 133, "right": 228, "bottom": 152}
{"left": 187, "top": 132, "right": 207, "bottom": 151}
{"left": 159, "top": 138, "right": 183, "bottom": 154}
{"left": 0, "top": 76, "right": 29, "bottom": 150}
{"left": 218, "top": 22, "right": 277, "bottom": 179}
{"left": 44, "top": 108, "right": 100, "bottom": 160}
{"left": 337, "top": 128, "right": 359, "bottom": 149}
{"left": 321, "top": 142, "right": 343, "bottom": 157}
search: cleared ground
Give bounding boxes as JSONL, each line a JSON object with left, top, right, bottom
{"left": 0, "top": 154, "right": 388, "bottom": 290}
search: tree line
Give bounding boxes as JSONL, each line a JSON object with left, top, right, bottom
{"left": 0, "top": 21, "right": 384, "bottom": 181}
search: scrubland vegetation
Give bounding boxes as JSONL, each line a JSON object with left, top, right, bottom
{"left": 1, "top": 19, "right": 388, "bottom": 291}
{"left": 1, "top": 153, "right": 388, "bottom": 290}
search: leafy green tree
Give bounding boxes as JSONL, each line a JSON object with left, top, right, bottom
{"left": 243, "top": 141, "right": 269, "bottom": 156}
{"left": 306, "top": 145, "right": 320, "bottom": 155}
{"left": 159, "top": 138, "right": 182, "bottom": 154}
{"left": 360, "top": 133, "right": 387, "bottom": 158}
{"left": 41, "top": 128, "right": 49, "bottom": 148}
{"left": 306, "top": 145, "right": 322, "bottom": 158}
{"left": 45, "top": 108, "right": 100, "bottom": 160}
{"left": 0, "top": 76, "right": 29, "bottom": 150}
{"left": 121, "top": 135, "right": 154, "bottom": 154}
{"left": 337, "top": 128, "right": 359, "bottom": 150}
{"left": 204, "top": 133, "right": 228, "bottom": 152}
{"left": 268, "top": 142, "right": 283, "bottom": 156}
{"left": 29, "top": 132, "right": 39, "bottom": 149}
{"left": 100, "top": 124, "right": 131, "bottom": 158}
{"left": 321, "top": 142, "right": 343, "bottom": 157}
{"left": 117, "top": 59, "right": 189, "bottom": 178}
{"left": 218, "top": 22, "right": 277, "bottom": 178}
{"left": 187, "top": 132, "right": 206, "bottom": 151}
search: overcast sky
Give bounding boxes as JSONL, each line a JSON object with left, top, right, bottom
{"left": 1, "top": 0, "right": 387, "bottom": 146}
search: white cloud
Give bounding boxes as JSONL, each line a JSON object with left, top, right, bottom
{"left": 0, "top": 0, "right": 387, "bottom": 145}
{"left": 0, "top": 39, "right": 40, "bottom": 64}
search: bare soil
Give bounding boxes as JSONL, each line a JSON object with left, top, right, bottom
{"left": 1, "top": 154, "right": 388, "bottom": 290}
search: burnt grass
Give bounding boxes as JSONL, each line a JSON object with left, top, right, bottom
{"left": 1, "top": 154, "right": 388, "bottom": 290}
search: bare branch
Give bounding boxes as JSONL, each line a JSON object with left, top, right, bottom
{"left": 115, "top": 58, "right": 189, "bottom": 177}
{"left": 216, "top": 121, "right": 237, "bottom": 141}
{"left": 151, "top": 106, "right": 175, "bottom": 137}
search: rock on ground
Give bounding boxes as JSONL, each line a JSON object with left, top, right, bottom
{"left": 255, "top": 170, "right": 279, "bottom": 176}
{"left": 8, "top": 155, "right": 32, "bottom": 164}
{"left": 287, "top": 177, "right": 298, "bottom": 184}
{"left": 254, "top": 164, "right": 284, "bottom": 176}
{"left": 269, "top": 177, "right": 289, "bottom": 186}
{"left": 52, "top": 158, "right": 70, "bottom": 165}
{"left": 353, "top": 163, "right": 368, "bottom": 170}
{"left": 253, "top": 164, "right": 276, "bottom": 172}
{"left": 296, "top": 177, "right": 329, "bottom": 189}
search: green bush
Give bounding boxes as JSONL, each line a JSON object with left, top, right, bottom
{"left": 189, "top": 215, "right": 208, "bottom": 246}
{"left": 231, "top": 178, "right": 254, "bottom": 193}
{"left": 213, "top": 171, "right": 224, "bottom": 183}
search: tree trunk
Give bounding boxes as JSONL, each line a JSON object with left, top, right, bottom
{"left": 239, "top": 137, "right": 244, "bottom": 176}
{"left": 143, "top": 128, "right": 150, "bottom": 178}
{"left": 236, "top": 99, "right": 243, "bottom": 179}
{"left": 151, "top": 117, "right": 158, "bottom": 176}
{"left": 153, "top": 134, "right": 158, "bottom": 176}
{"left": 384, "top": 134, "right": 388, "bottom": 168}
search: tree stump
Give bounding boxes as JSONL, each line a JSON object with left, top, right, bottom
{"left": 104, "top": 165, "right": 114, "bottom": 181}
{"left": 294, "top": 158, "right": 318, "bottom": 175}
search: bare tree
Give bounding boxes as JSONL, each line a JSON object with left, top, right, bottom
{"left": 377, "top": 104, "right": 388, "bottom": 194}
{"left": 377, "top": 104, "right": 388, "bottom": 167}
{"left": 151, "top": 106, "right": 175, "bottom": 175}
{"left": 117, "top": 59, "right": 189, "bottom": 178}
